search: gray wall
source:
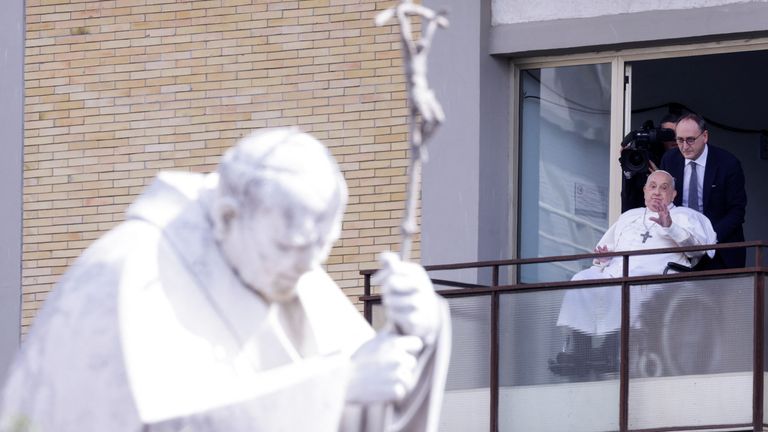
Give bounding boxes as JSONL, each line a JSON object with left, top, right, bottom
{"left": 493, "top": 0, "right": 768, "bottom": 25}
{"left": 490, "top": 2, "right": 768, "bottom": 56}
{"left": 0, "top": 0, "right": 24, "bottom": 382}
{"left": 422, "top": 0, "right": 511, "bottom": 285}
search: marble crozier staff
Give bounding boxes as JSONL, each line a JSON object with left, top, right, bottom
{"left": 0, "top": 128, "right": 451, "bottom": 432}
{"left": 557, "top": 170, "right": 716, "bottom": 336}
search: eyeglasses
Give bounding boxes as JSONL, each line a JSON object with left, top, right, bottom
{"left": 676, "top": 131, "right": 705, "bottom": 145}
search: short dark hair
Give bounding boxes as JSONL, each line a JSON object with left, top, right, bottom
{"left": 676, "top": 113, "right": 707, "bottom": 132}
{"left": 659, "top": 112, "right": 680, "bottom": 125}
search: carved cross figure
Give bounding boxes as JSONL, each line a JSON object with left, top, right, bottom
{"left": 641, "top": 231, "right": 653, "bottom": 243}
{"left": 376, "top": 0, "right": 448, "bottom": 261}
{"left": 376, "top": 0, "right": 448, "bottom": 144}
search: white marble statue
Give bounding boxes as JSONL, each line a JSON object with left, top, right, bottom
{"left": 0, "top": 128, "right": 451, "bottom": 432}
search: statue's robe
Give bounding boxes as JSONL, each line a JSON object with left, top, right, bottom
{"left": 557, "top": 204, "right": 717, "bottom": 335}
{"left": 0, "top": 172, "right": 450, "bottom": 432}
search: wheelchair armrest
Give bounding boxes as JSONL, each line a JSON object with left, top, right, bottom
{"left": 663, "top": 261, "right": 694, "bottom": 275}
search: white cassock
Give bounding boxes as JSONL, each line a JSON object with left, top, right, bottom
{"left": 0, "top": 172, "right": 450, "bottom": 432}
{"left": 557, "top": 204, "right": 716, "bottom": 335}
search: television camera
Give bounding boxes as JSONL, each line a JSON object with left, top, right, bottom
{"left": 619, "top": 120, "right": 676, "bottom": 179}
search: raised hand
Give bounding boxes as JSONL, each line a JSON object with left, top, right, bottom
{"left": 648, "top": 201, "right": 672, "bottom": 227}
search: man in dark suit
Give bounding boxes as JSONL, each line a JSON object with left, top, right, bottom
{"left": 660, "top": 113, "right": 747, "bottom": 268}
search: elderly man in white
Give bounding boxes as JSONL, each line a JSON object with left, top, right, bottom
{"left": 552, "top": 170, "right": 716, "bottom": 376}
{"left": 0, "top": 128, "right": 450, "bottom": 432}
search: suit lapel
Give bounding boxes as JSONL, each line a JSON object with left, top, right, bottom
{"left": 702, "top": 147, "right": 717, "bottom": 211}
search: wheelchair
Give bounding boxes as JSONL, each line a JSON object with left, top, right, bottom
{"left": 549, "top": 261, "right": 727, "bottom": 380}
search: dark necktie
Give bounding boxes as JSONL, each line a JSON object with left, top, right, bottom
{"left": 688, "top": 161, "right": 700, "bottom": 212}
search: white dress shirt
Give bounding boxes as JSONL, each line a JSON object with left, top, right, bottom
{"left": 683, "top": 144, "right": 708, "bottom": 210}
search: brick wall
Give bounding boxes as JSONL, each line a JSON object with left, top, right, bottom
{"left": 22, "top": 0, "right": 416, "bottom": 334}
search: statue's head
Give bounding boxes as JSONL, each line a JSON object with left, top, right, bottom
{"left": 211, "top": 128, "right": 348, "bottom": 303}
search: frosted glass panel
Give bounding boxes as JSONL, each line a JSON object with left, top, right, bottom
{"left": 371, "top": 296, "right": 491, "bottom": 431}
{"left": 498, "top": 288, "right": 620, "bottom": 432}
{"left": 765, "top": 275, "right": 768, "bottom": 426}
{"left": 370, "top": 302, "right": 386, "bottom": 331}
{"left": 628, "top": 276, "right": 754, "bottom": 429}
{"left": 518, "top": 63, "right": 611, "bottom": 283}
{"left": 439, "top": 296, "right": 491, "bottom": 432}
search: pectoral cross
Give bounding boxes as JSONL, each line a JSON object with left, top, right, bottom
{"left": 640, "top": 231, "right": 652, "bottom": 243}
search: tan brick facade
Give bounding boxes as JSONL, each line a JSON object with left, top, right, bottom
{"left": 22, "top": 0, "right": 416, "bottom": 334}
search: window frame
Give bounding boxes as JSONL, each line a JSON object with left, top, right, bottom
{"left": 507, "top": 37, "right": 768, "bottom": 272}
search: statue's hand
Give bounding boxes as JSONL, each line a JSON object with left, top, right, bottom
{"left": 346, "top": 333, "right": 423, "bottom": 404}
{"left": 373, "top": 251, "right": 440, "bottom": 342}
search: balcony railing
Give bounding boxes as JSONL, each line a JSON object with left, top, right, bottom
{"left": 360, "top": 241, "right": 768, "bottom": 432}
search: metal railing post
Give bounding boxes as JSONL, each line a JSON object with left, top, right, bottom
{"left": 620, "top": 254, "right": 630, "bottom": 432}
{"left": 491, "top": 265, "right": 500, "bottom": 432}
{"left": 363, "top": 272, "right": 372, "bottom": 324}
{"left": 754, "top": 245, "right": 764, "bottom": 431}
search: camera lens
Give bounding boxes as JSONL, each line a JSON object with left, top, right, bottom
{"left": 620, "top": 148, "right": 649, "bottom": 178}
{"left": 627, "top": 150, "right": 645, "bottom": 168}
